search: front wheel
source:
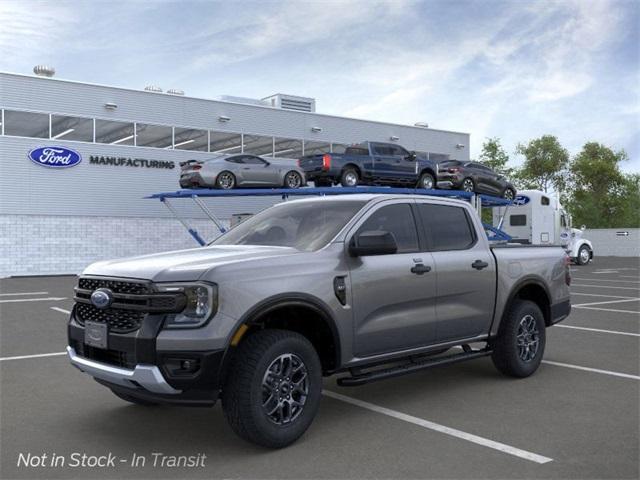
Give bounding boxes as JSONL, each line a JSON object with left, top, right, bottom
{"left": 491, "top": 300, "right": 546, "bottom": 378}
{"left": 576, "top": 245, "right": 591, "bottom": 265}
{"left": 417, "top": 172, "right": 435, "bottom": 190}
{"left": 284, "top": 171, "right": 303, "bottom": 189}
{"left": 221, "top": 329, "right": 322, "bottom": 448}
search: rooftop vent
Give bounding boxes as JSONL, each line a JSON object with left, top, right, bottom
{"left": 33, "top": 65, "right": 55, "bottom": 77}
{"left": 144, "top": 85, "right": 163, "bottom": 93}
{"left": 167, "top": 89, "right": 184, "bottom": 95}
{"left": 262, "top": 94, "right": 316, "bottom": 113}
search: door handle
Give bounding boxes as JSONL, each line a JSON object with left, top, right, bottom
{"left": 472, "top": 260, "right": 489, "bottom": 270}
{"left": 410, "top": 264, "right": 431, "bottom": 275}
{"left": 242, "top": 167, "right": 251, "bottom": 170}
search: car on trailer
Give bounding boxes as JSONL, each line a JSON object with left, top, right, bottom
{"left": 437, "top": 160, "right": 517, "bottom": 200}
{"left": 179, "top": 154, "right": 306, "bottom": 189}
{"left": 67, "top": 187, "right": 570, "bottom": 448}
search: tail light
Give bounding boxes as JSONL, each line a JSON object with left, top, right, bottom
{"left": 448, "top": 167, "right": 460, "bottom": 173}
{"left": 565, "top": 255, "right": 571, "bottom": 286}
{"left": 192, "top": 165, "right": 202, "bottom": 171}
{"left": 322, "top": 154, "right": 332, "bottom": 171}
{"left": 297, "top": 159, "right": 301, "bottom": 167}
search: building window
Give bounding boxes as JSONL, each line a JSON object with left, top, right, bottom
{"left": 173, "top": 127, "right": 208, "bottom": 151}
{"left": 3, "top": 110, "right": 49, "bottom": 138}
{"left": 135, "top": 123, "right": 173, "bottom": 148}
{"left": 210, "top": 131, "right": 243, "bottom": 154}
{"left": 303, "top": 141, "right": 331, "bottom": 155}
{"left": 95, "top": 119, "right": 135, "bottom": 145}
{"left": 244, "top": 134, "right": 274, "bottom": 156}
{"left": 51, "top": 114, "right": 93, "bottom": 142}
{"left": 273, "top": 137, "right": 303, "bottom": 159}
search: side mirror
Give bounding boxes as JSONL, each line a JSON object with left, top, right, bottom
{"left": 349, "top": 230, "right": 397, "bottom": 256}
{"left": 407, "top": 151, "right": 417, "bottom": 161}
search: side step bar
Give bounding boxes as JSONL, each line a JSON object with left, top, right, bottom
{"left": 337, "top": 347, "right": 493, "bottom": 387}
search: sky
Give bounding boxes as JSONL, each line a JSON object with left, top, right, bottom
{"left": 1, "top": 0, "right": 638, "bottom": 172}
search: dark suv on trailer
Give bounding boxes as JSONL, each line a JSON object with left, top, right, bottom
{"left": 437, "top": 160, "right": 516, "bottom": 200}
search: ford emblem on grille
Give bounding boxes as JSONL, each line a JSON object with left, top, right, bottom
{"left": 91, "top": 288, "right": 113, "bottom": 309}
{"left": 28, "top": 146, "right": 82, "bottom": 168}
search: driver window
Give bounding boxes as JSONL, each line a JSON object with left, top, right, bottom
{"left": 242, "top": 156, "right": 266, "bottom": 165}
{"left": 357, "top": 204, "right": 419, "bottom": 253}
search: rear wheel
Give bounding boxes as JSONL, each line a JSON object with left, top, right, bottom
{"left": 461, "top": 177, "right": 475, "bottom": 193}
{"left": 111, "top": 390, "right": 158, "bottom": 406}
{"left": 417, "top": 172, "right": 435, "bottom": 190}
{"left": 491, "top": 300, "right": 546, "bottom": 378}
{"left": 503, "top": 188, "right": 516, "bottom": 200}
{"left": 340, "top": 168, "right": 359, "bottom": 187}
{"left": 216, "top": 171, "right": 236, "bottom": 189}
{"left": 284, "top": 171, "right": 303, "bottom": 189}
{"left": 576, "top": 245, "right": 591, "bottom": 265}
{"left": 221, "top": 329, "right": 322, "bottom": 448}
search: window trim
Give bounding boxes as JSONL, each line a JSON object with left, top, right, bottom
{"left": 414, "top": 201, "right": 478, "bottom": 252}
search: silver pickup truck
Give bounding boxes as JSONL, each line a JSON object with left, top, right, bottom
{"left": 67, "top": 194, "right": 571, "bottom": 448}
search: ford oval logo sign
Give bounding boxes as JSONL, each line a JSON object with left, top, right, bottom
{"left": 28, "top": 146, "right": 82, "bottom": 168}
{"left": 90, "top": 288, "right": 113, "bottom": 309}
{"left": 513, "top": 195, "right": 530, "bottom": 206}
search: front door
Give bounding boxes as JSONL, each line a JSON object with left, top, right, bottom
{"left": 239, "top": 155, "right": 278, "bottom": 185}
{"left": 415, "top": 201, "right": 496, "bottom": 341}
{"left": 348, "top": 201, "right": 437, "bottom": 357}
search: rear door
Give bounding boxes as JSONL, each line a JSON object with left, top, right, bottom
{"left": 347, "top": 201, "right": 437, "bottom": 357}
{"left": 415, "top": 201, "right": 496, "bottom": 341}
{"left": 370, "top": 143, "right": 396, "bottom": 180}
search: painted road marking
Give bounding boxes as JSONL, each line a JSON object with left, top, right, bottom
{"left": 571, "top": 284, "right": 640, "bottom": 291}
{"left": 555, "top": 325, "right": 640, "bottom": 337}
{"left": 571, "top": 292, "right": 638, "bottom": 299}
{"left": 542, "top": 361, "right": 640, "bottom": 380}
{"left": 0, "top": 291, "right": 49, "bottom": 296}
{"left": 573, "top": 306, "right": 640, "bottom": 314}
{"left": 573, "top": 278, "right": 639, "bottom": 284}
{"left": 322, "top": 390, "right": 553, "bottom": 464}
{"left": 573, "top": 298, "right": 640, "bottom": 307}
{"left": 51, "top": 307, "right": 71, "bottom": 315}
{"left": 0, "top": 352, "right": 67, "bottom": 362}
{"left": 0, "top": 297, "right": 67, "bottom": 304}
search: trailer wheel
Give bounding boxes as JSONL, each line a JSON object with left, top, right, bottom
{"left": 491, "top": 299, "right": 546, "bottom": 378}
{"left": 221, "top": 329, "right": 322, "bottom": 448}
{"left": 576, "top": 245, "right": 591, "bottom": 265}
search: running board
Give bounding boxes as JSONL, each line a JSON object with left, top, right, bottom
{"left": 337, "top": 348, "right": 493, "bottom": 387}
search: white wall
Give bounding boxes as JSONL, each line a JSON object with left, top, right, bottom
{"left": 584, "top": 228, "right": 640, "bottom": 257}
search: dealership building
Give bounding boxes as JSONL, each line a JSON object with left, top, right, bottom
{"left": 0, "top": 69, "right": 470, "bottom": 277}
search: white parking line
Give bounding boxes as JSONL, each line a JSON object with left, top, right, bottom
{"left": 0, "top": 291, "right": 49, "bottom": 296}
{"left": 0, "top": 297, "right": 67, "bottom": 304}
{"left": 0, "top": 352, "right": 67, "bottom": 362}
{"left": 571, "top": 292, "right": 638, "bottom": 299}
{"left": 573, "top": 278, "right": 639, "bottom": 284}
{"left": 572, "top": 284, "right": 640, "bottom": 291}
{"left": 555, "top": 324, "right": 640, "bottom": 337}
{"left": 573, "top": 298, "right": 640, "bottom": 307}
{"left": 621, "top": 275, "right": 640, "bottom": 279}
{"left": 542, "top": 361, "right": 640, "bottom": 380}
{"left": 573, "top": 306, "right": 640, "bottom": 314}
{"left": 51, "top": 307, "right": 71, "bottom": 315}
{"left": 322, "top": 390, "right": 553, "bottom": 464}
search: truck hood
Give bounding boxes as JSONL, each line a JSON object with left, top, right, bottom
{"left": 82, "top": 245, "right": 299, "bottom": 282}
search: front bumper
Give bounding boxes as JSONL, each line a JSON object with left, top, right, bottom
{"left": 67, "top": 346, "right": 180, "bottom": 394}
{"left": 550, "top": 299, "right": 571, "bottom": 325}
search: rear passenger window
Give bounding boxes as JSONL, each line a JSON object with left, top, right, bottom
{"left": 417, "top": 204, "right": 475, "bottom": 251}
{"left": 510, "top": 215, "right": 527, "bottom": 226}
{"left": 357, "top": 204, "right": 419, "bottom": 253}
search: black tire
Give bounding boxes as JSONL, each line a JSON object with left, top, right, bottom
{"left": 417, "top": 172, "right": 436, "bottom": 190}
{"left": 283, "top": 171, "right": 303, "bottom": 189}
{"left": 503, "top": 188, "right": 516, "bottom": 200}
{"left": 221, "top": 329, "right": 322, "bottom": 448}
{"left": 111, "top": 390, "right": 159, "bottom": 406}
{"left": 461, "top": 177, "right": 475, "bottom": 193}
{"left": 340, "top": 168, "right": 359, "bottom": 187}
{"left": 491, "top": 300, "right": 546, "bottom": 378}
{"left": 576, "top": 245, "right": 591, "bottom": 265}
{"left": 216, "top": 171, "right": 236, "bottom": 189}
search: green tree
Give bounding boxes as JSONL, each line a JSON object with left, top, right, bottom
{"left": 479, "top": 137, "right": 511, "bottom": 175}
{"left": 515, "top": 135, "right": 569, "bottom": 193}
{"left": 565, "top": 142, "right": 638, "bottom": 228}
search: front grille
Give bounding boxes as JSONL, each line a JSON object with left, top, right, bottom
{"left": 76, "top": 303, "right": 144, "bottom": 333}
{"left": 72, "top": 340, "right": 135, "bottom": 369}
{"left": 78, "top": 278, "right": 150, "bottom": 295}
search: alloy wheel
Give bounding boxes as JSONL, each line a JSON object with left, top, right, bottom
{"left": 218, "top": 172, "right": 235, "bottom": 189}
{"left": 421, "top": 175, "right": 434, "bottom": 189}
{"left": 286, "top": 172, "right": 302, "bottom": 189}
{"left": 516, "top": 314, "right": 540, "bottom": 362}
{"left": 344, "top": 172, "right": 358, "bottom": 186}
{"left": 261, "top": 353, "right": 309, "bottom": 425}
{"left": 580, "top": 247, "right": 590, "bottom": 264}
{"left": 504, "top": 189, "right": 515, "bottom": 200}
{"left": 462, "top": 179, "right": 474, "bottom": 192}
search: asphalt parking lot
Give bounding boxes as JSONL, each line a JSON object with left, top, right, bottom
{"left": 1, "top": 256, "right": 638, "bottom": 480}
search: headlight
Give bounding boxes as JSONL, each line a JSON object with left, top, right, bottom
{"left": 156, "top": 282, "right": 218, "bottom": 328}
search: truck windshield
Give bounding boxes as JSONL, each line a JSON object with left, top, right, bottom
{"left": 210, "top": 200, "right": 367, "bottom": 251}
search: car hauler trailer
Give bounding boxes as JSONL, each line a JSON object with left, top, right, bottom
{"left": 492, "top": 189, "right": 594, "bottom": 265}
